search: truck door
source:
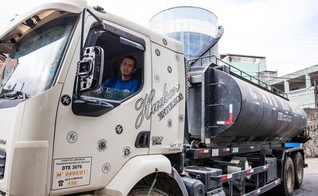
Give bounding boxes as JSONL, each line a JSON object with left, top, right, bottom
{"left": 52, "top": 20, "right": 152, "bottom": 193}
{"left": 148, "top": 41, "right": 186, "bottom": 155}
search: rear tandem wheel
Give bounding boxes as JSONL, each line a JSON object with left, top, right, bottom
{"left": 273, "top": 156, "right": 295, "bottom": 196}
{"left": 292, "top": 152, "right": 304, "bottom": 189}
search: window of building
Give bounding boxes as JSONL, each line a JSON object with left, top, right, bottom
{"left": 232, "top": 56, "right": 241, "bottom": 62}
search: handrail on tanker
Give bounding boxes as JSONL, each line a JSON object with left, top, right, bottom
{"left": 186, "top": 55, "right": 288, "bottom": 99}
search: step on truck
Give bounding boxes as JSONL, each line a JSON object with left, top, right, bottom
{"left": 0, "top": 0, "right": 309, "bottom": 195}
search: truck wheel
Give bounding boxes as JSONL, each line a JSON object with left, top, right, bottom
{"left": 128, "top": 187, "right": 169, "bottom": 196}
{"left": 273, "top": 156, "right": 295, "bottom": 196}
{"left": 292, "top": 152, "right": 304, "bottom": 189}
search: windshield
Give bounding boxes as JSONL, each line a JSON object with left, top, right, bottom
{"left": 0, "top": 14, "right": 78, "bottom": 97}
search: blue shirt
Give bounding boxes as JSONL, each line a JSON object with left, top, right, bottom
{"left": 101, "top": 76, "right": 140, "bottom": 93}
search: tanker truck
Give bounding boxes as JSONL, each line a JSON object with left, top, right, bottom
{"left": 0, "top": 0, "right": 309, "bottom": 196}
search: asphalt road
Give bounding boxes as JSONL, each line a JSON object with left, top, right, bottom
{"left": 293, "top": 157, "right": 318, "bottom": 196}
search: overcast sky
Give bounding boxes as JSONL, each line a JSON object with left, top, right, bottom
{"left": 1, "top": 0, "right": 318, "bottom": 76}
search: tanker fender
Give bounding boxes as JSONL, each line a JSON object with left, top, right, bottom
{"left": 272, "top": 147, "right": 305, "bottom": 180}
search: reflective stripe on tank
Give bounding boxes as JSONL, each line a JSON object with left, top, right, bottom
{"left": 217, "top": 104, "right": 234, "bottom": 125}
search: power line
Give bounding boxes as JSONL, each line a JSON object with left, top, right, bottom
{"left": 223, "top": 27, "right": 318, "bottom": 39}
{"left": 222, "top": 34, "right": 318, "bottom": 45}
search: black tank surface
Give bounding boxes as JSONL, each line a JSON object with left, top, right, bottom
{"left": 187, "top": 67, "right": 307, "bottom": 145}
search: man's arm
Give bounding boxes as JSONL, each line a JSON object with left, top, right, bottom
{"left": 101, "top": 77, "right": 118, "bottom": 88}
{"left": 130, "top": 79, "right": 141, "bottom": 93}
{"left": 101, "top": 79, "right": 109, "bottom": 87}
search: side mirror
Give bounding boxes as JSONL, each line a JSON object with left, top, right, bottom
{"left": 77, "top": 46, "right": 104, "bottom": 92}
{"left": 73, "top": 46, "right": 115, "bottom": 117}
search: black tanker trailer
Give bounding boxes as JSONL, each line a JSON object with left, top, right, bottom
{"left": 182, "top": 61, "right": 308, "bottom": 196}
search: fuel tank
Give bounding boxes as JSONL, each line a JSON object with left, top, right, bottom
{"left": 187, "top": 67, "right": 307, "bottom": 145}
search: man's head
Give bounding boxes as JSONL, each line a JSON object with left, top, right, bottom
{"left": 120, "top": 55, "right": 137, "bottom": 80}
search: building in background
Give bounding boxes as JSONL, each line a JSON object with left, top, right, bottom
{"left": 258, "top": 70, "right": 278, "bottom": 83}
{"left": 220, "top": 53, "right": 278, "bottom": 82}
{"left": 267, "top": 65, "right": 318, "bottom": 108}
{"left": 220, "top": 54, "right": 266, "bottom": 78}
{"left": 149, "top": 1, "right": 223, "bottom": 64}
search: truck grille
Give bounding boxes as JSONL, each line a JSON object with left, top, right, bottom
{"left": 0, "top": 151, "right": 6, "bottom": 179}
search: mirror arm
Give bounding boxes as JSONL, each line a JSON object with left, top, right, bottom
{"left": 80, "top": 8, "right": 105, "bottom": 58}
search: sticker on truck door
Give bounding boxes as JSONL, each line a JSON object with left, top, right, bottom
{"left": 52, "top": 157, "right": 92, "bottom": 190}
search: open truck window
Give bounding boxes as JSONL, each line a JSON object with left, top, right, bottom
{"left": 82, "top": 25, "right": 145, "bottom": 101}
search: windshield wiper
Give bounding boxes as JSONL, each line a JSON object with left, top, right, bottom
{"left": 0, "top": 90, "right": 29, "bottom": 99}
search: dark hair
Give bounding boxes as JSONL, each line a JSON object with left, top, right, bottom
{"left": 124, "top": 55, "right": 137, "bottom": 68}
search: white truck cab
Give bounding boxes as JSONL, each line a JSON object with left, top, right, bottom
{"left": 0, "top": 0, "right": 186, "bottom": 195}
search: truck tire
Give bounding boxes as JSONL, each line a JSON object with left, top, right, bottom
{"left": 273, "top": 156, "right": 295, "bottom": 196}
{"left": 128, "top": 187, "right": 169, "bottom": 196}
{"left": 292, "top": 152, "right": 304, "bottom": 189}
